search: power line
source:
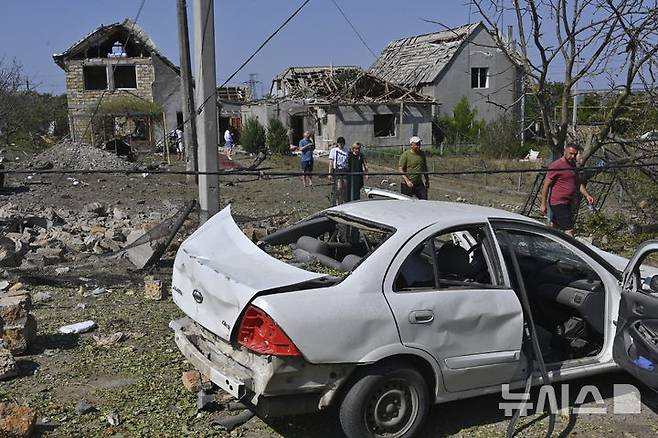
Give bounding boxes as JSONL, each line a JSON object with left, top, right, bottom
{"left": 329, "top": 0, "right": 377, "bottom": 59}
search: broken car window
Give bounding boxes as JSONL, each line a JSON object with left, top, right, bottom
{"left": 261, "top": 214, "right": 392, "bottom": 279}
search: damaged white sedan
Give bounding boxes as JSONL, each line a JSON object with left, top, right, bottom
{"left": 170, "top": 200, "right": 658, "bottom": 438}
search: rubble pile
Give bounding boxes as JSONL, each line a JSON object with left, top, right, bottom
{"left": 27, "top": 141, "right": 135, "bottom": 171}
{"left": 0, "top": 201, "right": 166, "bottom": 269}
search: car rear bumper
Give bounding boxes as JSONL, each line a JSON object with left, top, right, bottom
{"left": 170, "top": 317, "right": 356, "bottom": 414}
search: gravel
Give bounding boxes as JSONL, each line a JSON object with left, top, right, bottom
{"left": 27, "top": 141, "right": 135, "bottom": 171}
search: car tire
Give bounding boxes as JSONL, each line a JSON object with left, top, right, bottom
{"left": 339, "top": 361, "right": 429, "bottom": 438}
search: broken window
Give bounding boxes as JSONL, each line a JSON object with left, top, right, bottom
{"left": 113, "top": 65, "right": 137, "bottom": 89}
{"left": 374, "top": 114, "right": 396, "bottom": 137}
{"left": 83, "top": 66, "right": 108, "bottom": 90}
{"left": 261, "top": 213, "right": 393, "bottom": 281}
{"left": 471, "top": 67, "right": 489, "bottom": 89}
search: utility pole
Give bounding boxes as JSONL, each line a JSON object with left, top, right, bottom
{"left": 193, "top": 0, "right": 220, "bottom": 222}
{"left": 176, "top": 0, "right": 199, "bottom": 182}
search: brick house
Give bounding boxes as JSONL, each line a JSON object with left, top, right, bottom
{"left": 53, "top": 19, "right": 182, "bottom": 147}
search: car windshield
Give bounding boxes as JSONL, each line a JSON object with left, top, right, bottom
{"left": 260, "top": 213, "right": 393, "bottom": 279}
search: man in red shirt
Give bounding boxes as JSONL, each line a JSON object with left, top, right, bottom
{"left": 539, "top": 144, "right": 594, "bottom": 236}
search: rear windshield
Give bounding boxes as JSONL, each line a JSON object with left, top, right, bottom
{"left": 260, "top": 213, "right": 393, "bottom": 279}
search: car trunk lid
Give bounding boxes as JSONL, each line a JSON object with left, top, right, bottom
{"left": 172, "top": 206, "right": 324, "bottom": 341}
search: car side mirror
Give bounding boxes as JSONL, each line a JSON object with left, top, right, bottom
{"left": 650, "top": 275, "right": 658, "bottom": 293}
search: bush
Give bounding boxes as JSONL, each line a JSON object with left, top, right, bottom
{"left": 266, "top": 118, "right": 289, "bottom": 155}
{"left": 480, "top": 113, "right": 529, "bottom": 159}
{"left": 241, "top": 117, "right": 266, "bottom": 154}
{"left": 440, "top": 97, "right": 484, "bottom": 144}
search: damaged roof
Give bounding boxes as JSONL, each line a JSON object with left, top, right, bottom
{"left": 271, "top": 66, "right": 435, "bottom": 105}
{"left": 52, "top": 19, "right": 180, "bottom": 74}
{"left": 369, "top": 22, "right": 482, "bottom": 88}
{"left": 217, "top": 86, "right": 251, "bottom": 103}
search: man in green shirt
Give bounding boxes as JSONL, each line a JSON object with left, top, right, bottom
{"left": 398, "top": 136, "right": 429, "bottom": 199}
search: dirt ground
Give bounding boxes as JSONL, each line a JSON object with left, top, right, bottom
{"left": 1, "top": 147, "right": 657, "bottom": 437}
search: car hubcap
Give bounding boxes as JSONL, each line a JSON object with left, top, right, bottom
{"left": 366, "top": 379, "right": 419, "bottom": 437}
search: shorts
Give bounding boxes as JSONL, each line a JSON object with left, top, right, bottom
{"left": 550, "top": 203, "right": 574, "bottom": 230}
{"left": 225, "top": 141, "right": 234, "bottom": 150}
{"left": 401, "top": 182, "right": 428, "bottom": 200}
{"left": 176, "top": 143, "right": 184, "bottom": 153}
{"left": 301, "top": 160, "right": 313, "bottom": 173}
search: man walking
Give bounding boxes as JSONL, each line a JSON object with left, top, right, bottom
{"left": 399, "top": 136, "right": 429, "bottom": 199}
{"left": 224, "top": 128, "right": 234, "bottom": 161}
{"left": 174, "top": 127, "right": 185, "bottom": 161}
{"left": 540, "top": 143, "right": 594, "bottom": 236}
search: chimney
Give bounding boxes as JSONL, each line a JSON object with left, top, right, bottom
{"left": 507, "top": 25, "right": 516, "bottom": 52}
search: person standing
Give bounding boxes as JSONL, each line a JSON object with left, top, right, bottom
{"left": 539, "top": 143, "right": 594, "bottom": 236}
{"left": 291, "top": 131, "right": 315, "bottom": 187}
{"left": 328, "top": 137, "right": 350, "bottom": 204}
{"left": 398, "top": 136, "right": 429, "bottom": 199}
{"left": 224, "top": 128, "right": 234, "bottom": 161}
{"left": 174, "top": 127, "right": 184, "bottom": 161}
{"left": 347, "top": 142, "right": 368, "bottom": 201}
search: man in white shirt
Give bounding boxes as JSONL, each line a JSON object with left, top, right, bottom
{"left": 174, "top": 128, "right": 184, "bottom": 161}
{"left": 328, "top": 137, "right": 350, "bottom": 205}
{"left": 224, "top": 128, "right": 234, "bottom": 161}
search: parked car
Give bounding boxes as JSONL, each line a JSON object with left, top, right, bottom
{"left": 170, "top": 199, "right": 658, "bottom": 438}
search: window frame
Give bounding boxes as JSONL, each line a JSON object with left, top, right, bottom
{"left": 83, "top": 65, "right": 108, "bottom": 91}
{"left": 471, "top": 67, "right": 489, "bottom": 89}
{"left": 393, "top": 223, "right": 506, "bottom": 293}
{"left": 373, "top": 113, "right": 396, "bottom": 138}
{"left": 112, "top": 64, "right": 137, "bottom": 89}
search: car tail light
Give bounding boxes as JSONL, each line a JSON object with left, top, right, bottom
{"left": 237, "top": 305, "right": 301, "bottom": 357}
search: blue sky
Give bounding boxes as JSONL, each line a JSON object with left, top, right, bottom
{"left": 2, "top": 0, "right": 481, "bottom": 95}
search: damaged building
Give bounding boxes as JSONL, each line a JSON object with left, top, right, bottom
{"left": 217, "top": 86, "right": 251, "bottom": 145}
{"left": 53, "top": 19, "right": 182, "bottom": 148}
{"left": 243, "top": 66, "right": 437, "bottom": 149}
{"left": 370, "top": 22, "right": 521, "bottom": 123}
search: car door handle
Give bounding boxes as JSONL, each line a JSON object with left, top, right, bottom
{"left": 409, "top": 310, "right": 434, "bottom": 324}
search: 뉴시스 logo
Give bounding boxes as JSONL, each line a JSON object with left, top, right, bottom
{"left": 499, "top": 383, "right": 642, "bottom": 416}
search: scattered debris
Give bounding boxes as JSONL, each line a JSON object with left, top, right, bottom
{"left": 55, "top": 267, "right": 70, "bottom": 275}
{"left": 0, "top": 347, "right": 18, "bottom": 380}
{"left": 89, "top": 287, "right": 109, "bottom": 297}
{"left": 211, "top": 410, "right": 255, "bottom": 432}
{"left": 59, "top": 320, "right": 97, "bottom": 334}
{"left": 0, "top": 403, "right": 37, "bottom": 438}
{"left": 106, "top": 412, "right": 120, "bottom": 426}
{"left": 74, "top": 400, "right": 96, "bottom": 416}
{"left": 74, "top": 303, "right": 88, "bottom": 310}
{"left": 196, "top": 390, "right": 215, "bottom": 411}
{"left": 0, "top": 280, "right": 9, "bottom": 291}
{"left": 144, "top": 276, "right": 164, "bottom": 301}
{"left": 32, "top": 291, "right": 52, "bottom": 304}
{"left": 181, "top": 370, "right": 210, "bottom": 393}
{"left": 92, "top": 332, "right": 124, "bottom": 347}
{"left": 0, "top": 293, "right": 37, "bottom": 355}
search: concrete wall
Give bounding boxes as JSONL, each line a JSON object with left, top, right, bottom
{"left": 65, "top": 58, "right": 155, "bottom": 142}
{"left": 423, "top": 26, "right": 521, "bottom": 123}
{"left": 241, "top": 101, "right": 434, "bottom": 150}
{"left": 334, "top": 104, "right": 433, "bottom": 148}
{"left": 152, "top": 57, "right": 182, "bottom": 136}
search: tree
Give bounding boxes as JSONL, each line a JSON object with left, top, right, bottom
{"left": 470, "top": 0, "right": 658, "bottom": 162}
{"left": 266, "top": 118, "right": 289, "bottom": 155}
{"left": 480, "top": 113, "right": 528, "bottom": 158}
{"left": 241, "top": 117, "right": 266, "bottom": 154}
{"left": 440, "top": 96, "right": 485, "bottom": 144}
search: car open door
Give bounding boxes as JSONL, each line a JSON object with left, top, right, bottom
{"left": 613, "top": 240, "right": 658, "bottom": 389}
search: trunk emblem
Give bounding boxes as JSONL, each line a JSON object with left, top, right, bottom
{"left": 192, "top": 289, "right": 203, "bottom": 303}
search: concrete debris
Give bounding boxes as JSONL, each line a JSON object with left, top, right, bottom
{"left": 0, "top": 403, "right": 37, "bottom": 438}
{"left": 74, "top": 400, "right": 96, "bottom": 416}
{"left": 125, "top": 230, "right": 165, "bottom": 269}
{"left": 196, "top": 390, "right": 215, "bottom": 411}
{"left": 32, "top": 292, "right": 52, "bottom": 304}
{"left": 144, "top": 276, "right": 164, "bottom": 301}
{"left": 0, "top": 281, "right": 9, "bottom": 291}
{"left": 55, "top": 267, "right": 70, "bottom": 275}
{"left": 182, "top": 370, "right": 210, "bottom": 393}
{"left": 0, "top": 347, "right": 18, "bottom": 380}
{"left": 92, "top": 332, "right": 124, "bottom": 347}
{"left": 82, "top": 202, "right": 107, "bottom": 217}
{"left": 106, "top": 412, "right": 120, "bottom": 426}
{"left": 27, "top": 141, "right": 136, "bottom": 171}
{"left": 89, "top": 287, "right": 109, "bottom": 297}
{"left": 59, "top": 320, "right": 96, "bottom": 334}
{"left": 0, "top": 293, "right": 37, "bottom": 356}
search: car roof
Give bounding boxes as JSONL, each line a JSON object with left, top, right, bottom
{"left": 329, "top": 200, "right": 538, "bottom": 231}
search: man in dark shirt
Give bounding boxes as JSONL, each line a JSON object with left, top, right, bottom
{"left": 540, "top": 144, "right": 594, "bottom": 236}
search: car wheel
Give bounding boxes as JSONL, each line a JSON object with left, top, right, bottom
{"left": 339, "top": 361, "right": 429, "bottom": 438}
